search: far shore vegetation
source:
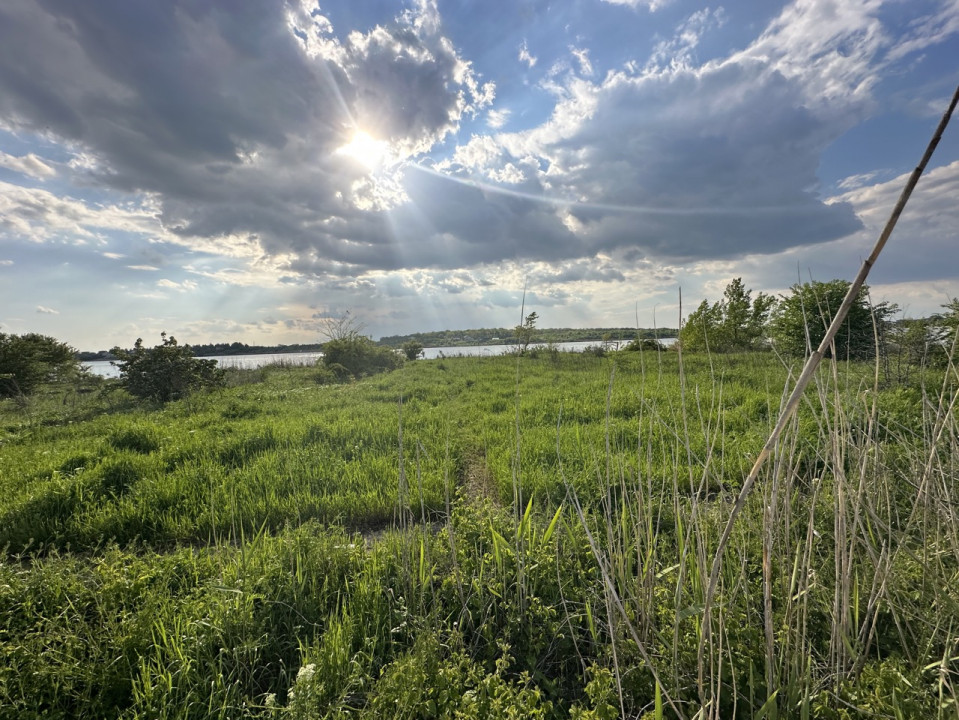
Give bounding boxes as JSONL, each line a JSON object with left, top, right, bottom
{"left": 76, "top": 326, "right": 679, "bottom": 361}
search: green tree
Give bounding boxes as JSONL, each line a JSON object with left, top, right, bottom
{"left": 111, "top": 333, "right": 224, "bottom": 402}
{"left": 0, "top": 332, "right": 83, "bottom": 397}
{"left": 679, "top": 278, "right": 775, "bottom": 352}
{"left": 938, "top": 298, "right": 959, "bottom": 352}
{"left": 401, "top": 340, "right": 424, "bottom": 360}
{"left": 514, "top": 312, "right": 539, "bottom": 354}
{"left": 680, "top": 299, "right": 724, "bottom": 352}
{"left": 769, "top": 280, "right": 895, "bottom": 360}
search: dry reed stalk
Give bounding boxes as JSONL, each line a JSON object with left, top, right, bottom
{"left": 702, "top": 82, "right": 959, "bottom": 659}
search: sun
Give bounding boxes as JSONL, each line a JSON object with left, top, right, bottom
{"left": 336, "top": 130, "right": 390, "bottom": 171}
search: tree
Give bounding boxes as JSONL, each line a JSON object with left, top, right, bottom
{"left": 401, "top": 340, "right": 424, "bottom": 360}
{"left": 315, "top": 311, "right": 403, "bottom": 379}
{"left": 320, "top": 311, "right": 366, "bottom": 342}
{"left": 321, "top": 336, "right": 401, "bottom": 378}
{"left": 514, "top": 312, "right": 538, "bottom": 354}
{"left": 0, "top": 333, "right": 84, "bottom": 398}
{"left": 769, "top": 280, "right": 895, "bottom": 360}
{"left": 679, "top": 279, "right": 776, "bottom": 352}
{"left": 938, "top": 298, "right": 959, "bottom": 352}
{"left": 111, "top": 333, "right": 224, "bottom": 402}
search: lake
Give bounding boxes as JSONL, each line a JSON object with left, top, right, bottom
{"left": 82, "top": 339, "right": 676, "bottom": 378}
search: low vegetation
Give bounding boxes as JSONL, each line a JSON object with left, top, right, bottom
{"left": 111, "top": 333, "right": 226, "bottom": 403}
{"left": 2, "top": 293, "right": 958, "bottom": 718}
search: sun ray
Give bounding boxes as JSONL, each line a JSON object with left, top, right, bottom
{"left": 336, "top": 130, "right": 389, "bottom": 171}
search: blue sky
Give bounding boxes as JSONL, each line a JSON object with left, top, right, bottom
{"left": 1, "top": 0, "right": 957, "bottom": 350}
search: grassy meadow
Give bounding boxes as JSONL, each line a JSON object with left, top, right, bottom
{"left": 1, "top": 348, "right": 957, "bottom": 719}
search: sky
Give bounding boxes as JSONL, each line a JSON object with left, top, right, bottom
{"left": 1, "top": 0, "right": 958, "bottom": 350}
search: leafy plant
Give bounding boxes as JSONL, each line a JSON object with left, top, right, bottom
{"left": 401, "top": 339, "right": 425, "bottom": 360}
{"left": 769, "top": 279, "right": 895, "bottom": 359}
{"left": 111, "top": 333, "right": 224, "bottom": 402}
{"left": 0, "top": 332, "right": 83, "bottom": 398}
{"left": 679, "top": 277, "right": 775, "bottom": 352}
{"left": 321, "top": 336, "right": 402, "bottom": 378}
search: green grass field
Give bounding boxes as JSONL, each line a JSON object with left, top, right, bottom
{"left": 1, "top": 350, "right": 956, "bottom": 719}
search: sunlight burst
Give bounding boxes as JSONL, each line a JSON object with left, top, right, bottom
{"left": 336, "top": 130, "right": 390, "bottom": 171}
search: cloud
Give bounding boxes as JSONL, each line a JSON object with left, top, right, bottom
{"left": 518, "top": 40, "right": 537, "bottom": 68}
{"left": 0, "top": 260, "right": 12, "bottom": 266}
{"left": 0, "top": 0, "right": 492, "bottom": 274}
{"left": 127, "top": 265, "right": 160, "bottom": 271}
{"left": 157, "top": 278, "right": 197, "bottom": 291}
{"left": 2, "top": 0, "right": 957, "bottom": 294}
{"left": 0, "top": 151, "right": 55, "bottom": 180}
{"left": 601, "top": 0, "right": 674, "bottom": 12}
{"left": 487, "top": 108, "right": 511, "bottom": 129}
{"left": 645, "top": 8, "right": 727, "bottom": 72}
{"left": 36, "top": 305, "right": 59, "bottom": 314}
{"left": 570, "top": 47, "right": 594, "bottom": 76}
{"left": 828, "top": 160, "right": 959, "bottom": 284}
{"left": 836, "top": 170, "right": 886, "bottom": 191}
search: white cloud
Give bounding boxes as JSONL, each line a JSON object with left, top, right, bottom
{"left": 887, "top": 0, "right": 959, "bottom": 62}
{"left": 836, "top": 170, "right": 885, "bottom": 191}
{"left": 0, "top": 260, "right": 12, "bottom": 266}
{"left": 601, "top": 0, "right": 674, "bottom": 12}
{"left": 0, "top": 151, "right": 55, "bottom": 180}
{"left": 734, "top": 0, "right": 886, "bottom": 114}
{"left": 157, "top": 278, "right": 198, "bottom": 291}
{"left": 570, "top": 47, "right": 594, "bottom": 76}
{"left": 487, "top": 108, "right": 511, "bottom": 129}
{"left": 645, "top": 8, "right": 727, "bottom": 73}
{"left": 828, "top": 160, "right": 959, "bottom": 284}
{"left": 127, "top": 265, "right": 160, "bottom": 271}
{"left": 518, "top": 40, "right": 537, "bottom": 68}
{"left": 36, "top": 305, "right": 59, "bottom": 314}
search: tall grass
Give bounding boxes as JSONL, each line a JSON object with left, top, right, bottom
{"left": 1, "top": 349, "right": 955, "bottom": 717}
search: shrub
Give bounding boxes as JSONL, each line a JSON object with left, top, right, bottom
{"left": 623, "top": 337, "right": 663, "bottom": 352}
{"left": 401, "top": 340, "right": 424, "bottom": 360}
{"left": 769, "top": 279, "right": 895, "bottom": 359}
{"left": 321, "top": 336, "right": 402, "bottom": 379}
{"left": 0, "top": 332, "right": 83, "bottom": 397}
{"left": 111, "top": 333, "right": 224, "bottom": 402}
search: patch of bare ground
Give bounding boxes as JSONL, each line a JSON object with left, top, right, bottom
{"left": 460, "top": 448, "right": 499, "bottom": 508}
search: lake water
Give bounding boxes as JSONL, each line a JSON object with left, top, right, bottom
{"left": 82, "top": 339, "right": 675, "bottom": 378}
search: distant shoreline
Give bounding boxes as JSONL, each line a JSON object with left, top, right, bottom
{"left": 77, "top": 327, "right": 678, "bottom": 360}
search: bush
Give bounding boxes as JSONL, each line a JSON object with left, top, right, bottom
{"left": 769, "top": 280, "right": 895, "bottom": 360}
{"left": 321, "top": 336, "right": 402, "bottom": 379}
{"left": 0, "top": 332, "right": 83, "bottom": 397}
{"left": 111, "top": 333, "right": 224, "bottom": 402}
{"left": 401, "top": 340, "right": 424, "bottom": 360}
{"left": 623, "top": 337, "right": 663, "bottom": 352}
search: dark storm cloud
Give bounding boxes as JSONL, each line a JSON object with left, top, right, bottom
{"left": 0, "top": 0, "right": 490, "bottom": 271}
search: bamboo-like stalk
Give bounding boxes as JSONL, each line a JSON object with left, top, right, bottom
{"left": 702, "top": 82, "right": 959, "bottom": 655}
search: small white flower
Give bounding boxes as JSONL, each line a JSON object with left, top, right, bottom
{"left": 296, "top": 663, "right": 316, "bottom": 682}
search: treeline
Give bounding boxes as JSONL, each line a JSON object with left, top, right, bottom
{"left": 77, "top": 341, "right": 324, "bottom": 361}
{"left": 679, "top": 278, "right": 959, "bottom": 377}
{"left": 377, "top": 326, "right": 677, "bottom": 348}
